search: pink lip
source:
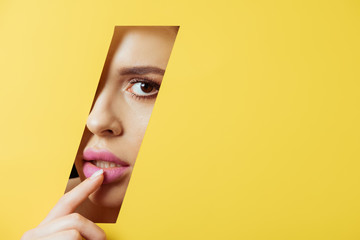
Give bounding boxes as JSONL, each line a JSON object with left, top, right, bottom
{"left": 82, "top": 148, "right": 130, "bottom": 184}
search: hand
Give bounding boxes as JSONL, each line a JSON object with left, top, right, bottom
{"left": 21, "top": 169, "right": 106, "bottom": 240}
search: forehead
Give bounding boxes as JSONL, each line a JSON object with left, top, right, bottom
{"left": 110, "top": 27, "right": 176, "bottom": 70}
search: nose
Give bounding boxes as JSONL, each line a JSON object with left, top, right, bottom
{"left": 86, "top": 90, "right": 123, "bottom": 137}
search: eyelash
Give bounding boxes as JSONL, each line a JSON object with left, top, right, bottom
{"left": 126, "top": 78, "right": 161, "bottom": 100}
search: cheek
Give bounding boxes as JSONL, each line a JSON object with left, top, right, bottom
{"left": 124, "top": 96, "right": 155, "bottom": 133}
{"left": 123, "top": 101, "right": 155, "bottom": 151}
{"left": 129, "top": 112, "right": 152, "bottom": 147}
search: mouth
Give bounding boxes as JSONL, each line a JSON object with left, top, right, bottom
{"left": 82, "top": 148, "right": 130, "bottom": 184}
{"left": 91, "top": 160, "right": 123, "bottom": 168}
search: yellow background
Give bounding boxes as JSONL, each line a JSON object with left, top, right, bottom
{"left": 1, "top": 0, "right": 360, "bottom": 239}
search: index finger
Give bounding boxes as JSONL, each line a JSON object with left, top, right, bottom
{"left": 40, "top": 169, "right": 104, "bottom": 225}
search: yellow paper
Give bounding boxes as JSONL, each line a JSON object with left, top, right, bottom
{"left": 1, "top": 0, "right": 359, "bottom": 239}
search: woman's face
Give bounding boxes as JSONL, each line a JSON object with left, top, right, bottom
{"left": 74, "top": 27, "right": 177, "bottom": 209}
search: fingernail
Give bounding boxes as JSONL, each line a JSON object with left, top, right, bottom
{"left": 90, "top": 169, "right": 104, "bottom": 179}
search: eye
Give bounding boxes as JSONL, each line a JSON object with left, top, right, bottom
{"left": 126, "top": 78, "right": 160, "bottom": 99}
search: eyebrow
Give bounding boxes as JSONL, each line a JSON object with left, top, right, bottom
{"left": 119, "top": 66, "right": 165, "bottom": 76}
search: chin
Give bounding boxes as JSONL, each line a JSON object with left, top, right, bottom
{"left": 89, "top": 179, "right": 129, "bottom": 209}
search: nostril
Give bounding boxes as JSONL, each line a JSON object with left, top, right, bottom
{"left": 105, "top": 129, "right": 114, "bottom": 134}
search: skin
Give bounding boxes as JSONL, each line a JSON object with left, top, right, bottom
{"left": 21, "top": 27, "right": 177, "bottom": 239}
{"left": 21, "top": 172, "right": 106, "bottom": 240}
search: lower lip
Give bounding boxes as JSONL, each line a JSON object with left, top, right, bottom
{"left": 83, "top": 161, "right": 129, "bottom": 184}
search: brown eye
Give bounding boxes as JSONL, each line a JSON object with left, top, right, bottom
{"left": 126, "top": 80, "right": 160, "bottom": 99}
{"left": 140, "top": 83, "right": 154, "bottom": 93}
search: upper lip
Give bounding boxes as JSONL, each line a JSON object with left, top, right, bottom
{"left": 83, "top": 148, "right": 130, "bottom": 167}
